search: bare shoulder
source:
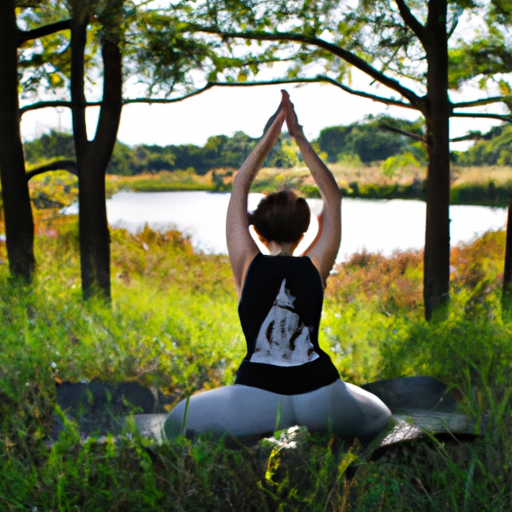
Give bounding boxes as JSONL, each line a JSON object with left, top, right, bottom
{"left": 302, "top": 197, "right": 341, "bottom": 286}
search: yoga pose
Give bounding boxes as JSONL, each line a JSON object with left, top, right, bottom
{"left": 165, "top": 91, "right": 391, "bottom": 440}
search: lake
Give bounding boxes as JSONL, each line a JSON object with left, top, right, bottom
{"left": 65, "top": 191, "right": 509, "bottom": 262}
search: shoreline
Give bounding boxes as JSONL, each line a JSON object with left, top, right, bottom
{"left": 106, "top": 173, "right": 512, "bottom": 208}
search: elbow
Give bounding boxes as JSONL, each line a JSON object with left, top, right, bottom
{"left": 324, "top": 188, "right": 341, "bottom": 209}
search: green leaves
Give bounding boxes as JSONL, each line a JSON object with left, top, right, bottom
{"left": 454, "top": 124, "right": 512, "bottom": 166}
{"left": 318, "top": 114, "right": 425, "bottom": 163}
{"left": 17, "top": 1, "right": 72, "bottom": 98}
{"left": 129, "top": 11, "right": 217, "bottom": 95}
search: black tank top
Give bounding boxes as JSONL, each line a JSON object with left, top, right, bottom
{"left": 234, "top": 253, "right": 339, "bottom": 394}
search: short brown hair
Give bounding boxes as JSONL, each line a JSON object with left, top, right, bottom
{"left": 248, "top": 190, "right": 310, "bottom": 243}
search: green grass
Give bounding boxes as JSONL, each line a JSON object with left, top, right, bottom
{"left": 1, "top": 217, "right": 512, "bottom": 510}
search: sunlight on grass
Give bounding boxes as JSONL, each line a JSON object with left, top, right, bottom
{"left": 1, "top": 214, "right": 512, "bottom": 510}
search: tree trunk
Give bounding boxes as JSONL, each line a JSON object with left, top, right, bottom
{"left": 423, "top": 0, "right": 451, "bottom": 320}
{"left": 0, "top": 0, "right": 36, "bottom": 282}
{"left": 71, "top": 18, "right": 122, "bottom": 301}
{"left": 78, "top": 151, "right": 112, "bottom": 300}
{"left": 502, "top": 193, "right": 512, "bottom": 312}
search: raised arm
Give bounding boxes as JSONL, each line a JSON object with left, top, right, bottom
{"left": 282, "top": 91, "right": 341, "bottom": 285}
{"left": 227, "top": 100, "right": 285, "bottom": 296}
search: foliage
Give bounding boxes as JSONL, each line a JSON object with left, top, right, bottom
{"left": 23, "top": 129, "right": 75, "bottom": 163}
{"left": 382, "top": 151, "right": 422, "bottom": 177}
{"left": 448, "top": 1, "right": 512, "bottom": 97}
{"left": 20, "top": 133, "right": 512, "bottom": 208}
{"left": 23, "top": 130, "right": 300, "bottom": 176}
{"left": 27, "top": 169, "right": 78, "bottom": 209}
{"left": 0, "top": 215, "right": 512, "bottom": 509}
{"left": 454, "top": 124, "right": 512, "bottom": 167}
{"left": 23, "top": 117, "right": 507, "bottom": 185}
{"left": 16, "top": 0, "right": 72, "bottom": 98}
{"left": 319, "top": 115, "right": 425, "bottom": 164}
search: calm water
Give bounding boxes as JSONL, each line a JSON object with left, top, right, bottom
{"left": 65, "top": 191, "right": 508, "bottom": 262}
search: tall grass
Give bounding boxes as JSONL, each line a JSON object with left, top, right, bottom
{"left": 1, "top": 215, "right": 512, "bottom": 510}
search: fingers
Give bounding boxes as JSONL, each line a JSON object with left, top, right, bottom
{"left": 281, "top": 89, "right": 294, "bottom": 116}
{"left": 262, "top": 100, "right": 285, "bottom": 135}
{"left": 281, "top": 89, "right": 304, "bottom": 139}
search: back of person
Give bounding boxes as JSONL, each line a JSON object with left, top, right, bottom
{"left": 165, "top": 92, "right": 391, "bottom": 442}
{"left": 235, "top": 253, "right": 340, "bottom": 394}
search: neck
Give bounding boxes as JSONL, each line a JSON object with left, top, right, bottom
{"left": 267, "top": 241, "right": 295, "bottom": 256}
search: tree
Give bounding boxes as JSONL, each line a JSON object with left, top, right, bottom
{"left": 479, "top": 2, "right": 512, "bottom": 312}
{"left": 0, "top": 0, "right": 36, "bottom": 282}
{"left": 0, "top": 0, "right": 72, "bottom": 283}
{"left": 16, "top": 1, "right": 230, "bottom": 299}
{"left": 66, "top": 0, "right": 123, "bottom": 300}
{"left": 186, "top": 0, "right": 511, "bottom": 319}
{"left": 319, "top": 115, "right": 425, "bottom": 163}
{"left": 11, "top": 0, "right": 121, "bottom": 299}
{"left": 448, "top": 0, "right": 512, "bottom": 310}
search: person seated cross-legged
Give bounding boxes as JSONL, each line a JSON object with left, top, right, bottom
{"left": 165, "top": 91, "right": 391, "bottom": 442}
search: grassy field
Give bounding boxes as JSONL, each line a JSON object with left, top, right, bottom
{"left": 0, "top": 204, "right": 512, "bottom": 510}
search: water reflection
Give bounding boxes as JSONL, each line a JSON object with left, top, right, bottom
{"left": 64, "top": 191, "right": 508, "bottom": 262}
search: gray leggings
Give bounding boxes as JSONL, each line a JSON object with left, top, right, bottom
{"left": 164, "top": 380, "right": 392, "bottom": 440}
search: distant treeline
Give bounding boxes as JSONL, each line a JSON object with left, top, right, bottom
{"left": 318, "top": 114, "right": 426, "bottom": 165}
{"left": 24, "top": 116, "right": 511, "bottom": 175}
{"left": 24, "top": 130, "right": 300, "bottom": 175}
{"left": 452, "top": 124, "right": 512, "bottom": 166}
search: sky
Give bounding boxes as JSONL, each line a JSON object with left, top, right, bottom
{"left": 20, "top": 68, "right": 505, "bottom": 150}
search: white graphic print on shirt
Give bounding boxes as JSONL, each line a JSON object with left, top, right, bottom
{"left": 250, "top": 279, "right": 320, "bottom": 367}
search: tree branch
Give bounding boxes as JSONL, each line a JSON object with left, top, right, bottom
{"left": 198, "top": 27, "right": 425, "bottom": 110}
{"left": 20, "top": 77, "right": 419, "bottom": 119}
{"left": 125, "top": 77, "right": 419, "bottom": 110}
{"left": 451, "top": 112, "right": 512, "bottom": 123}
{"left": 450, "top": 133, "right": 483, "bottom": 143}
{"left": 307, "top": 76, "right": 417, "bottom": 110}
{"left": 26, "top": 160, "right": 78, "bottom": 181}
{"left": 17, "top": 19, "right": 72, "bottom": 47}
{"left": 19, "top": 100, "right": 100, "bottom": 116}
{"left": 379, "top": 123, "right": 426, "bottom": 143}
{"left": 122, "top": 82, "right": 216, "bottom": 105}
{"left": 394, "top": 0, "right": 428, "bottom": 44}
{"left": 447, "top": 10, "right": 461, "bottom": 40}
{"left": 452, "top": 96, "right": 512, "bottom": 109}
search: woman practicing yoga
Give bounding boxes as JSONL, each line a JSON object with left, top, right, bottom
{"left": 165, "top": 91, "right": 391, "bottom": 440}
